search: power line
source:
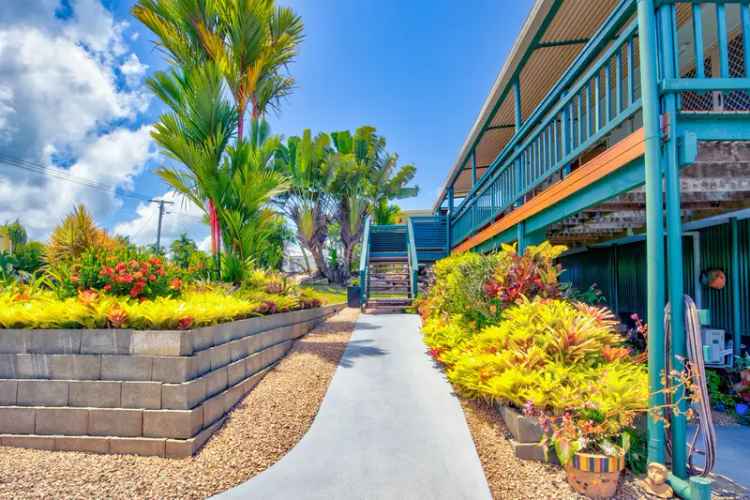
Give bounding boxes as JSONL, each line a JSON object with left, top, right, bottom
{"left": 0, "top": 154, "right": 206, "bottom": 218}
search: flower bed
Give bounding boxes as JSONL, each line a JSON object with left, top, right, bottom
{"left": 417, "top": 243, "right": 649, "bottom": 477}
{"left": 0, "top": 284, "right": 335, "bottom": 331}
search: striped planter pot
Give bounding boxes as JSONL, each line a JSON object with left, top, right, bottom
{"left": 565, "top": 452, "right": 625, "bottom": 498}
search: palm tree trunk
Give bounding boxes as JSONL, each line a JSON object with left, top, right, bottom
{"left": 237, "top": 101, "right": 245, "bottom": 143}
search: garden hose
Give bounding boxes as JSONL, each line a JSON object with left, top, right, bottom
{"left": 664, "top": 295, "right": 716, "bottom": 477}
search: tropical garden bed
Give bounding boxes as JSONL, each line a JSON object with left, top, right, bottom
{"left": 417, "top": 243, "right": 664, "bottom": 498}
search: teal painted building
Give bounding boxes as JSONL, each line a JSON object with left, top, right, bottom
{"left": 364, "top": 0, "right": 750, "bottom": 495}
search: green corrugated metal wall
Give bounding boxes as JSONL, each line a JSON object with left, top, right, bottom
{"left": 560, "top": 221, "right": 749, "bottom": 343}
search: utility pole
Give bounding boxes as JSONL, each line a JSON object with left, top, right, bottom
{"left": 150, "top": 199, "right": 174, "bottom": 254}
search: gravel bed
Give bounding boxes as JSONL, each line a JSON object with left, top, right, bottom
{"left": 459, "top": 398, "right": 648, "bottom": 499}
{"left": 0, "top": 307, "right": 359, "bottom": 499}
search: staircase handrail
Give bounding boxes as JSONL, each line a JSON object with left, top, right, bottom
{"left": 359, "top": 216, "right": 371, "bottom": 306}
{"left": 406, "top": 217, "right": 419, "bottom": 299}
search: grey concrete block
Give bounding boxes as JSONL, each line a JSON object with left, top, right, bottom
{"left": 244, "top": 334, "right": 262, "bottom": 356}
{"left": 0, "top": 407, "right": 35, "bottom": 433}
{"left": 164, "top": 437, "right": 193, "bottom": 458}
{"left": 56, "top": 436, "right": 110, "bottom": 454}
{"left": 202, "top": 392, "right": 225, "bottom": 428}
{"left": 195, "top": 349, "right": 212, "bottom": 376}
{"left": 226, "top": 359, "right": 246, "bottom": 386}
{"left": 89, "top": 408, "right": 143, "bottom": 437}
{"left": 245, "top": 352, "right": 264, "bottom": 375}
{"left": 228, "top": 339, "right": 247, "bottom": 362}
{"left": 1, "top": 434, "right": 56, "bottom": 450}
{"left": 36, "top": 408, "right": 88, "bottom": 436}
{"left": 0, "top": 380, "right": 18, "bottom": 405}
{"left": 165, "top": 416, "right": 226, "bottom": 458}
{"left": 17, "top": 380, "right": 69, "bottom": 406}
{"left": 48, "top": 354, "right": 100, "bottom": 380}
{"left": 224, "top": 382, "right": 244, "bottom": 412}
{"left": 0, "top": 354, "right": 16, "bottom": 377}
{"left": 208, "top": 344, "right": 230, "bottom": 371}
{"left": 12, "top": 354, "right": 50, "bottom": 378}
{"left": 131, "top": 330, "right": 192, "bottom": 356}
{"left": 121, "top": 381, "right": 162, "bottom": 409}
{"left": 192, "top": 327, "right": 214, "bottom": 351}
{"left": 238, "top": 368, "right": 267, "bottom": 396}
{"left": 152, "top": 356, "right": 196, "bottom": 383}
{"left": 211, "top": 323, "right": 233, "bottom": 347}
{"left": 162, "top": 378, "right": 206, "bottom": 410}
{"left": 110, "top": 436, "right": 165, "bottom": 457}
{"left": 0, "top": 331, "right": 29, "bottom": 354}
{"left": 205, "top": 367, "right": 228, "bottom": 398}
{"left": 69, "top": 381, "right": 121, "bottom": 408}
{"left": 80, "top": 330, "right": 131, "bottom": 355}
{"left": 510, "top": 439, "right": 553, "bottom": 463}
{"left": 143, "top": 407, "right": 203, "bottom": 439}
{"left": 500, "top": 405, "right": 543, "bottom": 443}
{"left": 101, "top": 355, "right": 152, "bottom": 381}
{"left": 28, "top": 330, "right": 81, "bottom": 354}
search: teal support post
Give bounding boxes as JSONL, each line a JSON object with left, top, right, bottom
{"left": 472, "top": 149, "right": 477, "bottom": 186}
{"left": 514, "top": 79, "right": 523, "bottom": 132}
{"left": 637, "top": 0, "right": 667, "bottom": 467}
{"left": 731, "top": 217, "right": 742, "bottom": 357}
{"left": 447, "top": 186, "right": 454, "bottom": 251}
{"left": 517, "top": 221, "right": 527, "bottom": 254}
{"left": 659, "top": 3, "right": 687, "bottom": 480}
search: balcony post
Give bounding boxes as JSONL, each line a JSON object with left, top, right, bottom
{"left": 447, "top": 186, "right": 454, "bottom": 251}
{"left": 659, "top": 2, "right": 687, "bottom": 480}
{"left": 637, "top": 0, "right": 667, "bottom": 467}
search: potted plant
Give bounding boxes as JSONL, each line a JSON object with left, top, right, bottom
{"left": 539, "top": 410, "right": 629, "bottom": 498}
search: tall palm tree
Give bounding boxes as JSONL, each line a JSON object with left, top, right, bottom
{"left": 275, "top": 129, "right": 333, "bottom": 278}
{"left": 199, "top": 0, "right": 303, "bottom": 139}
{"left": 135, "top": 0, "right": 304, "bottom": 141}
{"left": 148, "top": 62, "right": 237, "bottom": 271}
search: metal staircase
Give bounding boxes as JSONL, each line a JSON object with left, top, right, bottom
{"left": 359, "top": 215, "right": 448, "bottom": 313}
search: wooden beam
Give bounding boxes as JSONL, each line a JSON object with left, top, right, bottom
{"left": 452, "top": 128, "right": 646, "bottom": 254}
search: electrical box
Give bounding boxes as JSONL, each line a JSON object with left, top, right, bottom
{"left": 702, "top": 328, "right": 732, "bottom": 366}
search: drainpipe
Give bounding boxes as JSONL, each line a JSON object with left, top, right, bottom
{"left": 636, "top": 0, "right": 667, "bottom": 468}
{"left": 731, "top": 217, "right": 742, "bottom": 358}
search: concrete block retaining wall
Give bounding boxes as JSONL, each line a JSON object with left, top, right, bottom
{"left": 0, "top": 304, "right": 344, "bottom": 457}
{"left": 496, "top": 403, "right": 555, "bottom": 463}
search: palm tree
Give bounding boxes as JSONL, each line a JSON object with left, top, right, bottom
{"left": 134, "top": 0, "right": 304, "bottom": 141}
{"left": 170, "top": 233, "right": 197, "bottom": 268}
{"left": 275, "top": 129, "right": 333, "bottom": 278}
{"left": 148, "top": 62, "right": 237, "bottom": 272}
{"left": 328, "top": 127, "right": 418, "bottom": 279}
{"left": 372, "top": 200, "right": 402, "bottom": 225}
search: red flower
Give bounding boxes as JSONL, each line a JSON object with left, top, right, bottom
{"left": 169, "top": 278, "right": 182, "bottom": 290}
{"left": 115, "top": 262, "right": 127, "bottom": 273}
{"left": 103, "top": 284, "right": 112, "bottom": 292}
{"left": 70, "top": 274, "right": 79, "bottom": 283}
{"left": 133, "top": 271, "right": 143, "bottom": 280}
{"left": 148, "top": 274, "right": 157, "bottom": 282}
{"left": 149, "top": 257, "right": 162, "bottom": 266}
{"left": 177, "top": 317, "right": 194, "bottom": 330}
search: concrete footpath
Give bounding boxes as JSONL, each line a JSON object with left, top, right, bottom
{"left": 218, "top": 313, "right": 491, "bottom": 500}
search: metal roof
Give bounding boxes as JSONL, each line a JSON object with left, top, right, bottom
{"left": 435, "top": 0, "right": 623, "bottom": 211}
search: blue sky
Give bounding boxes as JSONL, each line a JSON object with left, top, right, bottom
{"left": 0, "top": 0, "right": 534, "bottom": 249}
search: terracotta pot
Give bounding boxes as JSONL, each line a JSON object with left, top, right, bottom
{"left": 564, "top": 451, "right": 625, "bottom": 499}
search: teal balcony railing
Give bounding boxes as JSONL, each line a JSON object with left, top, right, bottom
{"left": 449, "top": 0, "right": 750, "bottom": 250}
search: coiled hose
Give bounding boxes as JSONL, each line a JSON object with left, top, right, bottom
{"left": 664, "top": 295, "right": 716, "bottom": 476}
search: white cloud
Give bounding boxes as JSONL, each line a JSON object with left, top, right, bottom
{"left": 0, "top": 0, "right": 155, "bottom": 240}
{"left": 0, "top": 126, "right": 156, "bottom": 238}
{"left": 114, "top": 190, "right": 209, "bottom": 250}
{"left": 120, "top": 53, "right": 148, "bottom": 87}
